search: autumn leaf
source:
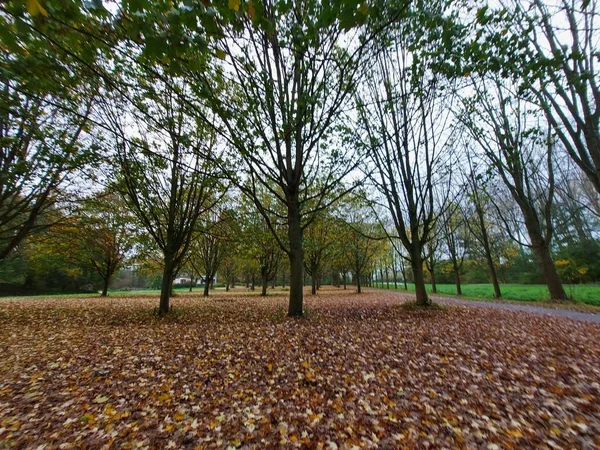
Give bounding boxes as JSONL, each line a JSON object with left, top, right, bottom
{"left": 228, "top": 0, "right": 240, "bottom": 11}
{"left": 25, "top": 0, "right": 48, "bottom": 16}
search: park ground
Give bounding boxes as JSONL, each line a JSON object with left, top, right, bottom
{"left": 0, "top": 288, "right": 599, "bottom": 449}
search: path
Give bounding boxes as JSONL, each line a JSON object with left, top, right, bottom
{"left": 376, "top": 289, "right": 600, "bottom": 324}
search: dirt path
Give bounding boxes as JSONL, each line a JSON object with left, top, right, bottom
{"left": 376, "top": 289, "right": 600, "bottom": 324}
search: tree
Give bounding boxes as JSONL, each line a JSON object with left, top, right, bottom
{"left": 239, "top": 195, "right": 283, "bottom": 297}
{"left": 103, "top": 76, "right": 220, "bottom": 315}
{"left": 191, "top": 0, "right": 401, "bottom": 315}
{"left": 0, "top": 68, "right": 95, "bottom": 260}
{"left": 356, "top": 14, "right": 455, "bottom": 306}
{"left": 441, "top": 202, "right": 469, "bottom": 296}
{"left": 458, "top": 76, "right": 569, "bottom": 300}
{"left": 338, "top": 196, "right": 384, "bottom": 294}
{"left": 303, "top": 212, "right": 336, "bottom": 295}
{"left": 0, "top": 0, "right": 118, "bottom": 259}
{"left": 460, "top": 154, "right": 504, "bottom": 299}
{"left": 505, "top": 0, "right": 600, "bottom": 193}
{"left": 73, "top": 192, "right": 134, "bottom": 296}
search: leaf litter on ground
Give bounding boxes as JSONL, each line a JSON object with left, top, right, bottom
{"left": 0, "top": 288, "right": 599, "bottom": 449}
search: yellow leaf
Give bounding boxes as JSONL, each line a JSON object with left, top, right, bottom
{"left": 507, "top": 429, "right": 523, "bottom": 438}
{"left": 174, "top": 412, "right": 185, "bottom": 422}
{"left": 26, "top": 0, "right": 48, "bottom": 17}
{"left": 228, "top": 0, "right": 240, "bottom": 11}
{"left": 267, "top": 363, "right": 273, "bottom": 372}
{"left": 301, "top": 361, "right": 309, "bottom": 368}
{"left": 248, "top": 0, "right": 255, "bottom": 19}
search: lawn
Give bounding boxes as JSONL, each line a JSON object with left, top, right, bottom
{"left": 376, "top": 282, "right": 600, "bottom": 305}
{"left": 0, "top": 288, "right": 599, "bottom": 448}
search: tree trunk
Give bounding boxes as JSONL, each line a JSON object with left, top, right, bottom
{"left": 226, "top": 282, "right": 230, "bottom": 292}
{"left": 203, "top": 280, "right": 210, "bottom": 297}
{"left": 356, "top": 271, "right": 362, "bottom": 294}
{"left": 287, "top": 199, "right": 304, "bottom": 316}
{"left": 261, "top": 273, "right": 268, "bottom": 296}
{"left": 411, "top": 251, "right": 429, "bottom": 306}
{"left": 101, "top": 277, "right": 109, "bottom": 297}
{"left": 159, "top": 256, "right": 175, "bottom": 315}
{"left": 311, "top": 276, "right": 317, "bottom": 295}
{"left": 477, "top": 205, "right": 502, "bottom": 299}
{"left": 343, "top": 272, "right": 347, "bottom": 290}
{"left": 532, "top": 243, "right": 569, "bottom": 301}
{"left": 429, "top": 265, "right": 437, "bottom": 294}
{"left": 453, "top": 261, "right": 462, "bottom": 296}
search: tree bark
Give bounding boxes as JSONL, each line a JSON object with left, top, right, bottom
{"left": 287, "top": 199, "right": 304, "bottom": 316}
{"left": 453, "top": 261, "right": 462, "bottom": 296}
{"left": 532, "top": 243, "right": 569, "bottom": 301}
{"left": 159, "top": 256, "right": 175, "bottom": 315}
{"left": 101, "top": 277, "right": 109, "bottom": 297}
{"left": 475, "top": 205, "right": 502, "bottom": 299}
{"left": 429, "top": 265, "right": 437, "bottom": 294}
{"left": 411, "top": 250, "right": 429, "bottom": 306}
{"left": 356, "top": 271, "right": 362, "bottom": 294}
{"left": 203, "top": 279, "right": 210, "bottom": 297}
{"left": 261, "top": 274, "right": 268, "bottom": 296}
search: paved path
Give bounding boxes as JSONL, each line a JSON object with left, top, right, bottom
{"left": 376, "top": 289, "right": 600, "bottom": 324}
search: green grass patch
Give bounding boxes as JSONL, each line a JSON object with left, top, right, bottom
{"left": 375, "top": 282, "right": 600, "bottom": 306}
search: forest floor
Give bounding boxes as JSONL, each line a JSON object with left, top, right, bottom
{"left": 1, "top": 288, "right": 599, "bottom": 449}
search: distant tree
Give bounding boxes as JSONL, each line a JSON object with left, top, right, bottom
{"left": 239, "top": 195, "right": 284, "bottom": 297}
{"left": 338, "top": 196, "right": 385, "bottom": 294}
{"left": 458, "top": 77, "right": 569, "bottom": 300}
{"left": 73, "top": 192, "right": 135, "bottom": 296}
{"left": 441, "top": 203, "right": 469, "bottom": 296}
{"left": 460, "top": 154, "right": 503, "bottom": 299}
{"left": 103, "top": 76, "right": 220, "bottom": 315}
{"left": 303, "top": 213, "right": 336, "bottom": 295}
{"left": 190, "top": 206, "right": 237, "bottom": 297}
{"left": 356, "top": 15, "right": 455, "bottom": 305}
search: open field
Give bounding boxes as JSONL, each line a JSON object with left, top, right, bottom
{"left": 376, "top": 283, "right": 600, "bottom": 306}
{"left": 1, "top": 288, "right": 599, "bottom": 449}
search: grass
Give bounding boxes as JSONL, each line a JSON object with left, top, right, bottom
{"left": 375, "top": 282, "right": 600, "bottom": 306}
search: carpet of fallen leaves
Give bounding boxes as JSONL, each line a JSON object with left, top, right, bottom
{"left": 1, "top": 288, "right": 599, "bottom": 450}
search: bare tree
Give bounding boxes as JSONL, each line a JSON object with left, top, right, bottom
{"left": 357, "top": 28, "right": 455, "bottom": 306}
{"left": 441, "top": 202, "right": 469, "bottom": 296}
{"left": 506, "top": 0, "right": 600, "bottom": 193}
{"left": 458, "top": 76, "right": 568, "bottom": 300}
